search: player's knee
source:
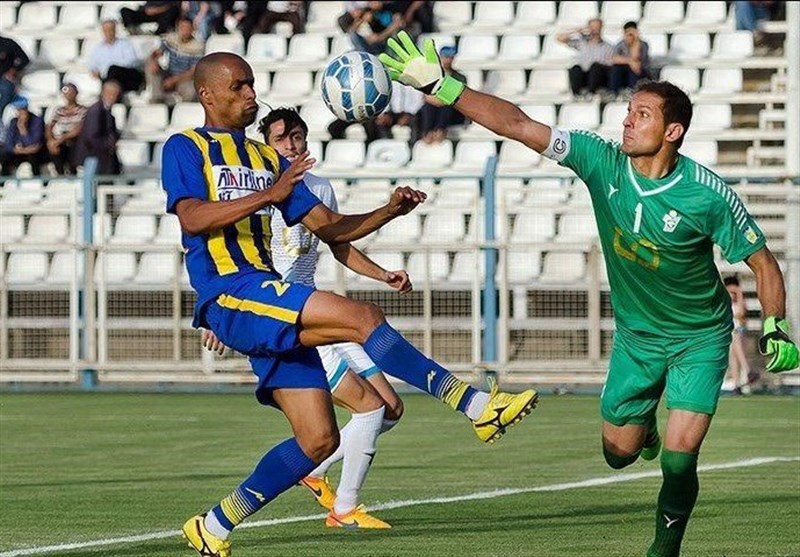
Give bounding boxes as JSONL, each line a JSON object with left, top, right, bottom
{"left": 660, "top": 449, "right": 698, "bottom": 480}
{"left": 384, "top": 397, "right": 404, "bottom": 421}
{"left": 355, "top": 302, "right": 386, "bottom": 342}
{"left": 301, "top": 428, "right": 340, "bottom": 464}
{"left": 602, "top": 442, "right": 639, "bottom": 470}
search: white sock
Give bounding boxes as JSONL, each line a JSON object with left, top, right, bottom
{"left": 333, "top": 406, "right": 385, "bottom": 515}
{"left": 204, "top": 510, "right": 231, "bottom": 540}
{"left": 380, "top": 418, "right": 399, "bottom": 434}
{"left": 465, "top": 391, "right": 491, "bottom": 421}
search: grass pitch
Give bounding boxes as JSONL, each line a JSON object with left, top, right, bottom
{"left": 1, "top": 393, "right": 798, "bottom": 557}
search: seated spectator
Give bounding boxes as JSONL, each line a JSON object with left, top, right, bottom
{"left": 375, "top": 81, "right": 424, "bottom": 140}
{"left": 74, "top": 80, "right": 122, "bottom": 176}
{"left": 145, "top": 17, "right": 205, "bottom": 104}
{"left": 417, "top": 46, "right": 466, "bottom": 144}
{"left": 339, "top": 2, "right": 405, "bottom": 55}
{"left": 0, "top": 35, "right": 30, "bottom": 118}
{"left": 610, "top": 21, "right": 650, "bottom": 97}
{"left": 183, "top": 1, "right": 223, "bottom": 42}
{"left": 557, "top": 18, "right": 614, "bottom": 99}
{"left": 1, "top": 97, "right": 46, "bottom": 176}
{"left": 89, "top": 20, "right": 145, "bottom": 94}
{"left": 385, "top": 1, "right": 435, "bottom": 35}
{"left": 219, "top": 1, "right": 248, "bottom": 34}
{"left": 121, "top": 1, "right": 182, "bottom": 35}
{"left": 45, "top": 83, "right": 87, "bottom": 176}
{"left": 240, "top": 1, "right": 307, "bottom": 45}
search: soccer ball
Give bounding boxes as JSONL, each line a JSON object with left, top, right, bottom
{"left": 321, "top": 51, "right": 392, "bottom": 123}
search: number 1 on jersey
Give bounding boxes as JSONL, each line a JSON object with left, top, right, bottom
{"left": 633, "top": 202, "right": 643, "bottom": 234}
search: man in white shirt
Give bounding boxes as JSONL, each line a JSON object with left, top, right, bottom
{"left": 88, "top": 20, "right": 144, "bottom": 93}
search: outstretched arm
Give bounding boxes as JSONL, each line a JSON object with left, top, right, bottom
{"left": 330, "top": 242, "right": 412, "bottom": 293}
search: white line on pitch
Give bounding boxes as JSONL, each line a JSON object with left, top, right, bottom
{"left": 2, "top": 456, "right": 797, "bottom": 557}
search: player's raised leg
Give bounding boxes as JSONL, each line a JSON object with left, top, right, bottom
{"left": 298, "top": 290, "right": 538, "bottom": 443}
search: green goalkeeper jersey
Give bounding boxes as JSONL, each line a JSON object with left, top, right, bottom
{"left": 545, "top": 129, "right": 766, "bottom": 337}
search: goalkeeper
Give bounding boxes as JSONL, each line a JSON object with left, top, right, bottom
{"left": 380, "top": 31, "right": 799, "bottom": 557}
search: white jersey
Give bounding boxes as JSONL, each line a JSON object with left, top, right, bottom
{"left": 270, "top": 172, "right": 338, "bottom": 287}
{"left": 269, "top": 171, "right": 381, "bottom": 389}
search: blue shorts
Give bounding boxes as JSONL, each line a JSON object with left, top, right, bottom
{"left": 203, "top": 275, "right": 329, "bottom": 406}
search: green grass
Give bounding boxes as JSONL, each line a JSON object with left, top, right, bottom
{"left": 1, "top": 393, "right": 798, "bottom": 557}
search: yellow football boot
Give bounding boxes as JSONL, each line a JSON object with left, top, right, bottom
{"left": 325, "top": 505, "right": 392, "bottom": 529}
{"left": 472, "top": 383, "right": 538, "bottom": 444}
{"left": 182, "top": 514, "right": 231, "bottom": 557}
{"left": 298, "top": 475, "right": 336, "bottom": 510}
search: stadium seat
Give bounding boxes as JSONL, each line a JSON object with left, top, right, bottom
{"left": 641, "top": 1, "right": 684, "bottom": 29}
{"left": 253, "top": 70, "right": 271, "bottom": 98}
{"left": 205, "top": 34, "right": 245, "bottom": 56}
{"left": 691, "top": 104, "right": 732, "bottom": 131}
{"left": 498, "top": 34, "right": 541, "bottom": 62}
{"left": 540, "top": 33, "right": 578, "bottom": 62}
{"left": 435, "top": 178, "right": 480, "bottom": 208}
{"left": 247, "top": 34, "right": 288, "bottom": 65}
{"left": 38, "top": 38, "right": 80, "bottom": 70}
{"left": 299, "top": 101, "right": 335, "bottom": 139}
{"left": 483, "top": 70, "right": 527, "bottom": 98}
{"left": 12, "top": 2, "right": 57, "bottom": 33}
{"left": 569, "top": 182, "right": 592, "bottom": 207}
{"left": 558, "top": 103, "right": 600, "bottom": 130}
{"left": 365, "top": 139, "right": 411, "bottom": 169}
{"left": 538, "top": 251, "right": 586, "bottom": 283}
{"left": 511, "top": 211, "right": 556, "bottom": 242}
{"left": 18, "top": 70, "right": 60, "bottom": 103}
{"left": 684, "top": 1, "right": 728, "bottom": 27}
{"left": 556, "top": 1, "right": 599, "bottom": 27}
{"left": 645, "top": 32, "right": 669, "bottom": 58}
{"left": 418, "top": 33, "right": 457, "bottom": 50}
{"left": 408, "top": 140, "right": 454, "bottom": 171}
{"left": 504, "top": 248, "right": 542, "bottom": 283}
{"left": 111, "top": 215, "right": 158, "bottom": 245}
{"left": 422, "top": 211, "right": 466, "bottom": 243}
{"left": 711, "top": 31, "right": 754, "bottom": 61}
{"left": 556, "top": 211, "right": 598, "bottom": 243}
{"left": 330, "top": 34, "right": 354, "bottom": 56}
{"left": 95, "top": 252, "right": 138, "bottom": 285}
{"left": 433, "top": 1, "right": 473, "bottom": 32}
{"left": 0, "top": 182, "right": 42, "bottom": 208}
{"left": 0, "top": 215, "right": 25, "bottom": 245}
{"left": 23, "top": 215, "right": 70, "bottom": 244}
{"left": 119, "top": 189, "right": 167, "bottom": 215}
{"left": 154, "top": 215, "right": 182, "bottom": 246}
{"left": 451, "top": 141, "right": 496, "bottom": 173}
{"left": 45, "top": 251, "right": 84, "bottom": 285}
{"left": 456, "top": 35, "right": 498, "bottom": 62}
{"left": 526, "top": 181, "right": 569, "bottom": 207}
{"left": 129, "top": 35, "right": 162, "bottom": 61}
{"left": 520, "top": 104, "right": 557, "bottom": 127}
{"left": 319, "top": 140, "right": 365, "bottom": 171}
{"left": 461, "top": 69, "right": 484, "bottom": 91}
{"left": 0, "top": 3, "right": 16, "bottom": 32}
{"left": 151, "top": 141, "right": 166, "bottom": 168}
{"left": 168, "top": 103, "right": 204, "bottom": 134}
{"left": 56, "top": 3, "right": 100, "bottom": 35}
{"left": 134, "top": 252, "right": 179, "bottom": 284}
{"left": 659, "top": 67, "right": 700, "bottom": 95}
{"left": 371, "top": 213, "right": 421, "bottom": 246}
{"left": 39, "top": 178, "right": 79, "bottom": 210}
{"left": 601, "top": 1, "right": 642, "bottom": 28}
{"left": 449, "top": 251, "right": 485, "bottom": 283}
{"left": 525, "top": 69, "right": 570, "bottom": 99}
{"left": 6, "top": 252, "right": 49, "bottom": 284}
{"left": 125, "top": 104, "right": 168, "bottom": 140}
{"left": 406, "top": 251, "right": 450, "bottom": 282}
{"left": 512, "top": 1, "right": 556, "bottom": 31}
{"left": 287, "top": 33, "right": 328, "bottom": 63}
{"left": 698, "top": 68, "right": 743, "bottom": 96}
{"left": 117, "top": 140, "right": 151, "bottom": 172}
{"left": 100, "top": 1, "right": 142, "bottom": 22}
{"left": 682, "top": 140, "right": 718, "bottom": 166}
{"left": 315, "top": 250, "right": 338, "bottom": 287}
{"left": 93, "top": 214, "right": 113, "bottom": 244}
{"left": 306, "top": 1, "right": 342, "bottom": 33}
{"left": 599, "top": 102, "right": 627, "bottom": 135}
{"left": 471, "top": 1, "right": 515, "bottom": 31}
{"left": 269, "top": 70, "right": 313, "bottom": 103}
{"left": 669, "top": 33, "right": 711, "bottom": 61}
{"left": 498, "top": 140, "right": 541, "bottom": 173}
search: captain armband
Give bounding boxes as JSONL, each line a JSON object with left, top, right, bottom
{"left": 541, "top": 128, "right": 571, "bottom": 162}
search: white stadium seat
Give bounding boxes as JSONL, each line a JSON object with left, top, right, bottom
{"left": 315, "top": 251, "right": 338, "bottom": 286}
{"left": 599, "top": 102, "right": 627, "bottom": 134}
{"left": 117, "top": 140, "right": 151, "bottom": 172}
{"left": 56, "top": 4, "right": 100, "bottom": 35}
{"left": 111, "top": 215, "right": 158, "bottom": 245}
{"left": 483, "top": 70, "right": 527, "bottom": 98}
{"left": 93, "top": 214, "right": 112, "bottom": 244}
{"left": 556, "top": 1, "right": 599, "bottom": 27}
{"left": 247, "top": 34, "right": 288, "bottom": 65}
{"left": 435, "top": 178, "right": 480, "bottom": 208}
{"left": 498, "top": 34, "right": 541, "bottom": 62}
{"left": 698, "top": 68, "right": 743, "bottom": 96}
{"left": 526, "top": 69, "right": 570, "bottom": 99}
{"left": 422, "top": 211, "right": 467, "bottom": 244}
{"left": 320, "top": 140, "right": 365, "bottom": 171}
{"left": 287, "top": 33, "right": 328, "bottom": 62}
{"left": 23, "top": 215, "right": 70, "bottom": 244}
{"left": 299, "top": 101, "right": 335, "bottom": 138}
{"left": 100, "top": 1, "right": 141, "bottom": 22}
{"left": 557, "top": 212, "right": 599, "bottom": 243}
{"left": 96, "top": 252, "right": 138, "bottom": 285}
{"left": 406, "top": 251, "right": 450, "bottom": 282}
{"left": 471, "top": 1, "right": 515, "bottom": 30}
{"left": 558, "top": 103, "right": 600, "bottom": 130}
{"left": 511, "top": 212, "right": 556, "bottom": 242}
{"left": 330, "top": 34, "right": 354, "bottom": 56}
{"left": 19, "top": 70, "right": 60, "bottom": 103}
{"left": 151, "top": 141, "right": 166, "bottom": 169}
{"left": 306, "top": 1, "right": 342, "bottom": 33}
{"left": 498, "top": 141, "right": 541, "bottom": 173}
{"left": 169, "top": 103, "right": 204, "bottom": 133}
{"left": 669, "top": 33, "right": 711, "bottom": 61}
{"left": 504, "top": 248, "right": 542, "bottom": 283}
{"left": 125, "top": 104, "right": 169, "bottom": 139}
{"left": 408, "top": 140, "right": 454, "bottom": 171}
{"left": 205, "top": 34, "right": 245, "bottom": 56}
{"left": 645, "top": 32, "right": 669, "bottom": 58}
{"left": 682, "top": 141, "right": 718, "bottom": 166}
{"left": 418, "top": 33, "right": 457, "bottom": 50}
{"left": 6, "top": 252, "right": 49, "bottom": 284}
{"left": 684, "top": 1, "right": 728, "bottom": 27}
{"left": 538, "top": 252, "right": 586, "bottom": 283}
{"left": 450, "top": 251, "right": 485, "bottom": 283}
{"left": 371, "top": 213, "right": 421, "bottom": 246}
{"left": 13, "top": 2, "right": 57, "bottom": 33}
{"left": 134, "top": 253, "right": 179, "bottom": 284}
{"left": 712, "top": 31, "right": 754, "bottom": 60}
{"left": 365, "top": 139, "right": 411, "bottom": 169}
{"left": 641, "top": 1, "right": 684, "bottom": 29}
{"left": 269, "top": 70, "right": 313, "bottom": 102}
{"left": 520, "top": 104, "right": 557, "bottom": 127}
{"left": 0, "top": 215, "right": 25, "bottom": 245}
{"left": 39, "top": 179, "right": 79, "bottom": 210}
{"left": 46, "top": 251, "right": 84, "bottom": 285}
{"left": 433, "top": 1, "right": 473, "bottom": 32}
{"left": 0, "top": 3, "right": 16, "bottom": 32}
{"left": 155, "top": 215, "right": 182, "bottom": 245}
{"left": 451, "top": 141, "right": 496, "bottom": 173}
{"left": 540, "top": 33, "right": 577, "bottom": 62}
{"left": 691, "top": 104, "right": 732, "bottom": 131}
{"left": 456, "top": 35, "right": 498, "bottom": 62}
{"left": 601, "top": 1, "right": 642, "bottom": 27}
{"left": 659, "top": 67, "right": 700, "bottom": 95}
{"left": 38, "top": 38, "right": 80, "bottom": 69}
{"left": 513, "top": 1, "right": 556, "bottom": 31}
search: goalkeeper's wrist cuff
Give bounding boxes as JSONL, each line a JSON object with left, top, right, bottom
{"left": 764, "top": 316, "right": 787, "bottom": 333}
{"left": 433, "top": 75, "right": 465, "bottom": 106}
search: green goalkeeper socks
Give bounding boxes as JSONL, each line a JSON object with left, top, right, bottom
{"left": 647, "top": 449, "right": 699, "bottom": 557}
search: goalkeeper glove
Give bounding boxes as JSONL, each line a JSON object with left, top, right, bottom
{"left": 759, "top": 316, "right": 800, "bottom": 373}
{"left": 378, "top": 31, "right": 465, "bottom": 106}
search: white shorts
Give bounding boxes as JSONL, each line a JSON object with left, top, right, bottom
{"left": 316, "top": 342, "right": 381, "bottom": 392}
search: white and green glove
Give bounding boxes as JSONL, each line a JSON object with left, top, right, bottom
{"left": 759, "top": 316, "right": 800, "bottom": 373}
{"left": 378, "top": 31, "right": 465, "bottom": 106}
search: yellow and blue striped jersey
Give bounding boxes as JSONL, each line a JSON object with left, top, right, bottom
{"left": 161, "top": 128, "right": 321, "bottom": 321}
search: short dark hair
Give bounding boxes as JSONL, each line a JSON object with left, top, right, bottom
{"left": 723, "top": 275, "right": 740, "bottom": 287}
{"left": 623, "top": 21, "right": 638, "bottom": 30}
{"left": 633, "top": 80, "right": 693, "bottom": 147}
{"left": 257, "top": 106, "right": 308, "bottom": 141}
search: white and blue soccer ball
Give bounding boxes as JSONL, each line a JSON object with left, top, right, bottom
{"left": 321, "top": 51, "right": 392, "bottom": 123}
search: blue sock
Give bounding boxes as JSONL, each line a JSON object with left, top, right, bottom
{"left": 211, "top": 437, "right": 315, "bottom": 531}
{"left": 363, "top": 322, "right": 478, "bottom": 415}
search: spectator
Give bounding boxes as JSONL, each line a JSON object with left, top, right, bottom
{"left": 0, "top": 35, "right": 30, "bottom": 118}
{"left": 417, "top": 46, "right": 466, "bottom": 144}
{"left": 121, "top": 1, "right": 182, "bottom": 35}
{"left": 385, "top": 1, "right": 436, "bottom": 35}
{"left": 240, "top": 1, "right": 307, "bottom": 45}
{"left": 219, "top": 1, "right": 248, "bottom": 34}
{"left": 375, "top": 81, "right": 424, "bottom": 140}
{"left": 558, "top": 18, "right": 614, "bottom": 99}
{"left": 0, "top": 96, "right": 46, "bottom": 176}
{"left": 145, "top": 17, "right": 205, "bottom": 104}
{"left": 610, "top": 21, "right": 650, "bottom": 98}
{"left": 88, "top": 20, "right": 145, "bottom": 94}
{"left": 74, "top": 80, "right": 122, "bottom": 176}
{"left": 723, "top": 275, "right": 753, "bottom": 394}
{"left": 735, "top": 1, "right": 779, "bottom": 46}
{"left": 183, "top": 1, "right": 223, "bottom": 42}
{"left": 339, "top": 2, "right": 405, "bottom": 56}
{"left": 45, "top": 83, "right": 87, "bottom": 176}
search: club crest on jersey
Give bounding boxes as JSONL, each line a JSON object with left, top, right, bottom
{"left": 744, "top": 226, "right": 759, "bottom": 244}
{"left": 662, "top": 210, "right": 682, "bottom": 233}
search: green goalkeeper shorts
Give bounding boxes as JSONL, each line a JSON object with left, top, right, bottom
{"left": 600, "top": 327, "right": 731, "bottom": 426}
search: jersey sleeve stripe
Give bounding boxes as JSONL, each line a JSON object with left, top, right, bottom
{"left": 182, "top": 130, "right": 239, "bottom": 275}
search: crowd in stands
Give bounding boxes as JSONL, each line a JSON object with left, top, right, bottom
{"left": 0, "top": 0, "right": 789, "bottom": 178}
